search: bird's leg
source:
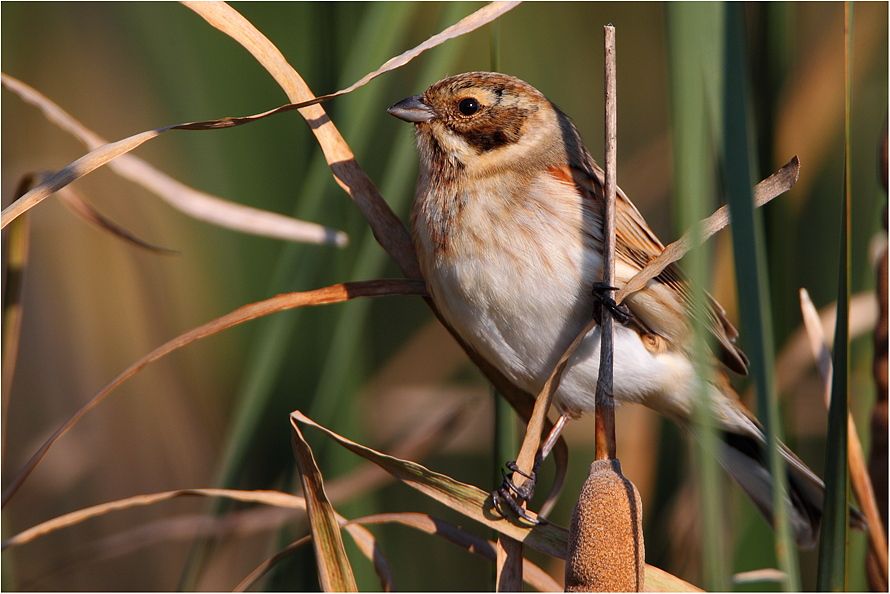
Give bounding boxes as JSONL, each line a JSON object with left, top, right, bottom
{"left": 592, "top": 281, "right": 633, "bottom": 325}
{"left": 540, "top": 413, "right": 570, "bottom": 461}
{"left": 491, "top": 414, "right": 571, "bottom": 525}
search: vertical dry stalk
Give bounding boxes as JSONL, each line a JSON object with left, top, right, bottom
{"left": 594, "top": 24, "right": 618, "bottom": 461}
{"left": 565, "top": 25, "right": 644, "bottom": 592}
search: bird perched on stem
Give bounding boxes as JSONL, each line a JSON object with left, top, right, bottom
{"left": 388, "top": 71, "right": 838, "bottom": 547}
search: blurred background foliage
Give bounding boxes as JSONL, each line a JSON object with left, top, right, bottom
{"left": 1, "top": 2, "right": 886, "bottom": 590}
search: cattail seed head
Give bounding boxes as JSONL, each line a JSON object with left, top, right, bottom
{"left": 565, "top": 459, "right": 645, "bottom": 592}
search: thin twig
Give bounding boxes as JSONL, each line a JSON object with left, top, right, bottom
{"left": 595, "top": 24, "right": 618, "bottom": 461}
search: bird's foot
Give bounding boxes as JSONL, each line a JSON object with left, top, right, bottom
{"left": 592, "top": 281, "right": 632, "bottom": 325}
{"left": 491, "top": 461, "right": 543, "bottom": 525}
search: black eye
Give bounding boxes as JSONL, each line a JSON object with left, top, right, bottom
{"left": 458, "top": 97, "right": 480, "bottom": 116}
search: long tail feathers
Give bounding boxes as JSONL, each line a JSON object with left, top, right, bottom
{"left": 717, "top": 428, "right": 866, "bottom": 548}
{"left": 718, "top": 430, "right": 823, "bottom": 548}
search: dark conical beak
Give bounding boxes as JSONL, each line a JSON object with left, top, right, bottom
{"left": 387, "top": 95, "right": 435, "bottom": 123}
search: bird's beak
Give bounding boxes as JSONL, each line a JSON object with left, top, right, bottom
{"left": 387, "top": 95, "right": 436, "bottom": 123}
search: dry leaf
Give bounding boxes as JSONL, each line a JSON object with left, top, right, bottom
{"left": 773, "top": 292, "right": 878, "bottom": 400}
{"left": 289, "top": 417, "right": 357, "bottom": 591}
{"left": 290, "top": 409, "right": 698, "bottom": 591}
{"left": 57, "top": 186, "right": 176, "bottom": 254}
{"left": 2, "top": 488, "right": 306, "bottom": 549}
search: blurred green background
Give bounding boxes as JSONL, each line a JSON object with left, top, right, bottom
{"left": 2, "top": 2, "right": 886, "bottom": 590}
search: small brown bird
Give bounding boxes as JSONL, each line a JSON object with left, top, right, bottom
{"left": 389, "top": 71, "right": 829, "bottom": 546}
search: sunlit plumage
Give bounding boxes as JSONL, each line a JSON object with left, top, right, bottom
{"left": 390, "top": 71, "right": 828, "bottom": 546}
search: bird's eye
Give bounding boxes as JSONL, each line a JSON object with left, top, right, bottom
{"left": 458, "top": 97, "right": 480, "bottom": 116}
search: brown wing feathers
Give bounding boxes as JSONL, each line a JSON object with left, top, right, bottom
{"left": 551, "top": 157, "right": 749, "bottom": 376}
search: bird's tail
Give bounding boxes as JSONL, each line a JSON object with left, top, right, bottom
{"left": 716, "top": 426, "right": 825, "bottom": 548}
{"left": 705, "top": 385, "right": 866, "bottom": 549}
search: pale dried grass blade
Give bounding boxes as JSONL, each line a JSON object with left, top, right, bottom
{"left": 1, "top": 74, "right": 347, "bottom": 246}
{"left": 772, "top": 292, "right": 877, "bottom": 399}
{"left": 1, "top": 279, "right": 426, "bottom": 507}
{"left": 352, "top": 512, "right": 561, "bottom": 592}
{"left": 57, "top": 186, "right": 177, "bottom": 254}
{"left": 615, "top": 156, "right": 800, "bottom": 304}
{"left": 732, "top": 568, "right": 786, "bottom": 586}
{"left": 799, "top": 288, "right": 888, "bottom": 582}
{"left": 289, "top": 418, "right": 357, "bottom": 591}
{"left": 2, "top": 488, "right": 306, "bottom": 549}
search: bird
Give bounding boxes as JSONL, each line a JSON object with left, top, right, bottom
{"left": 387, "top": 71, "right": 841, "bottom": 548}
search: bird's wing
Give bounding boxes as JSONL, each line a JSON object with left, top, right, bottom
{"left": 547, "top": 160, "right": 749, "bottom": 375}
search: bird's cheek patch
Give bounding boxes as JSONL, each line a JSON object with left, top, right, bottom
{"left": 459, "top": 106, "right": 530, "bottom": 153}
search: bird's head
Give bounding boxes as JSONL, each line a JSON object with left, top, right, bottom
{"left": 387, "top": 72, "right": 565, "bottom": 177}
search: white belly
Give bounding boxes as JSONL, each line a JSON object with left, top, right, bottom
{"left": 423, "top": 223, "right": 696, "bottom": 417}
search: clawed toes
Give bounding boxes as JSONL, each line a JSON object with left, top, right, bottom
{"left": 490, "top": 460, "right": 540, "bottom": 525}
{"left": 492, "top": 486, "right": 541, "bottom": 525}
{"left": 592, "top": 282, "right": 632, "bottom": 325}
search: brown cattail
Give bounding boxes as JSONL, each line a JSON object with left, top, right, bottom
{"left": 565, "top": 459, "right": 645, "bottom": 592}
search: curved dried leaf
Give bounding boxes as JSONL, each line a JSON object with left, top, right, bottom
{"left": 58, "top": 186, "right": 176, "bottom": 254}
{"left": 238, "top": 510, "right": 558, "bottom": 593}
{"left": 2, "top": 488, "right": 306, "bottom": 549}
{"left": 732, "top": 568, "right": 786, "bottom": 585}
{"left": 181, "top": 0, "right": 516, "bottom": 277}
{"left": 1, "top": 74, "right": 346, "bottom": 246}
{"left": 289, "top": 417, "right": 357, "bottom": 591}
{"left": 772, "top": 292, "right": 877, "bottom": 400}
{"left": 1, "top": 279, "right": 426, "bottom": 507}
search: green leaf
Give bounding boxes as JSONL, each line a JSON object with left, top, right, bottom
{"left": 666, "top": 4, "right": 729, "bottom": 589}
{"left": 817, "top": 3, "right": 853, "bottom": 590}
{"left": 720, "top": 5, "right": 801, "bottom": 589}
